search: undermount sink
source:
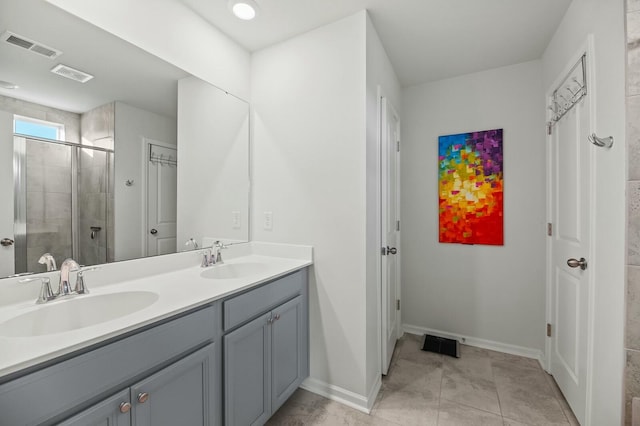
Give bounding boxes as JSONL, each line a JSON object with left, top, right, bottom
{"left": 200, "top": 262, "right": 268, "bottom": 280}
{"left": 0, "top": 291, "right": 159, "bottom": 337}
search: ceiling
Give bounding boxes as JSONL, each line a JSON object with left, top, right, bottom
{"left": 180, "top": 0, "right": 572, "bottom": 87}
{"left": 0, "top": 0, "right": 188, "bottom": 116}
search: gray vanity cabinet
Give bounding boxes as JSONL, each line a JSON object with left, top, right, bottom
{"left": 60, "top": 343, "right": 215, "bottom": 426}
{"left": 131, "top": 343, "right": 216, "bottom": 426}
{"left": 223, "top": 269, "right": 308, "bottom": 426}
{"left": 223, "top": 314, "right": 272, "bottom": 426}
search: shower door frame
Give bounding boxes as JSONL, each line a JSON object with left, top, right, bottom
{"left": 13, "top": 135, "right": 114, "bottom": 273}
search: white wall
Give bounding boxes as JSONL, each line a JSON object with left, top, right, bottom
{"left": 542, "top": 1, "right": 626, "bottom": 424}
{"left": 0, "top": 111, "right": 14, "bottom": 277}
{"left": 252, "top": 12, "right": 369, "bottom": 400}
{"left": 45, "top": 0, "right": 251, "bottom": 99}
{"left": 365, "top": 14, "right": 402, "bottom": 399}
{"left": 401, "top": 60, "right": 546, "bottom": 355}
{"left": 177, "top": 76, "right": 250, "bottom": 247}
{"left": 113, "top": 102, "right": 176, "bottom": 261}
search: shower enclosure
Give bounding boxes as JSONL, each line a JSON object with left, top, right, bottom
{"left": 13, "top": 135, "right": 114, "bottom": 274}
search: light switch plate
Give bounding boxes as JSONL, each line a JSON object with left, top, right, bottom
{"left": 263, "top": 211, "right": 273, "bottom": 230}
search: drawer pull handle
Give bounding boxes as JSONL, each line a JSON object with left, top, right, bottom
{"left": 137, "top": 392, "right": 149, "bottom": 403}
{"left": 119, "top": 402, "right": 132, "bottom": 413}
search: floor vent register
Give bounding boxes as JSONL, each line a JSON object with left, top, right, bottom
{"left": 421, "top": 334, "right": 460, "bottom": 358}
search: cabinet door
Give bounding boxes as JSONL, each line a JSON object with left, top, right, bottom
{"left": 58, "top": 390, "right": 131, "bottom": 426}
{"left": 224, "top": 313, "right": 271, "bottom": 426}
{"left": 271, "top": 295, "right": 303, "bottom": 412}
{"left": 132, "top": 343, "right": 216, "bottom": 426}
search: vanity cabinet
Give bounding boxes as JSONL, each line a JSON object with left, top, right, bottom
{"left": 0, "top": 304, "right": 220, "bottom": 426}
{"left": 60, "top": 343, "right": 216, "bottom": 426}
{"left": 223, "top": 270, "right": 309, "bottom": 426}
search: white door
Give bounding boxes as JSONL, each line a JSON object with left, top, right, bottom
{"left": 0, "top": 112, "right": 15, "bottom": 276}
{"left": 548, "top": 54, "right": 592, "bottom": 425}
{"left": 147, "top": 144, "right": 177, "bottom": 256}
{"left": 381, "top": 97, "right": 401, "bottom": 375}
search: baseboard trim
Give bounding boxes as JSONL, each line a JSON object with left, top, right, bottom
{"left": 402, "top": 323, "right": 545, "bottom": 367}
{"left": 300, "top": 376, "right": 377, "bottom": 414}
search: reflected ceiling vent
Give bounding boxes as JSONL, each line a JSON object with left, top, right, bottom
{"left": 1, "top": 31, "right": 62, "bottom": 59}
{"left": 50, "top": 64, "right": 94, "bottom": 83}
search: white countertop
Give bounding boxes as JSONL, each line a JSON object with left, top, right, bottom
{"left": 0, "top": 242, "right": 312, "bottom": 379}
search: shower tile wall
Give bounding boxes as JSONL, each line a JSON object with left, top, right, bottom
{"left": 0, "top": 95, "right": 81, "bottom": 143}
{"left": 80, "top": 103, "right": 115, "bottom": 265}
{"left": 627, "top": 2, "right": 640, "bottom": 425}
{"left": 25, "top": 140, "right": 72, "bottom": 272}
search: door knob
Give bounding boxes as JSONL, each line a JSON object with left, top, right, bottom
{"left": 150, "top": 229, "right": 158, "bottom": 235}
{"left": 1, "top": 238, "right": 14, "bottom": 247}
{"left": 386, "top": 246, "right": 397, "bottom": 255}
{"left": 567, "top": 257, "right": 587, "bottom": 270}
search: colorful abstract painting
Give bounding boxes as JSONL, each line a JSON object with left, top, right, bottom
{"left": 438, "top": 129, "right": 503, "bottom": 245}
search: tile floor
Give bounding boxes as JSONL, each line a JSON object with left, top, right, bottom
{"left": 267, "top": 334, "right": 580, "bottom": 426}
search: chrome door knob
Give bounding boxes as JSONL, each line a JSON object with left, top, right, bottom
{"left": 1, "top": 238, "right": 14, "bottom": 247}
{"left": 119, "top": 402, "right": 132, "bottom": 413}
{"left": 149, "top": 229, "right": 158, "bottom": 235}
{"left": 386, "top": 246, "right": 397, "bottom": 255}
{"left": 137, "top": 392, "right": 149, "bottom": 403}
{"left": 567, "top": 257, "right": 587, "bottom": 270}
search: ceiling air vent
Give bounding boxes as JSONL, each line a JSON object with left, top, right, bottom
{"left": 50, "top": 64, "right": 94, "bottom": 83}
{"left": 1, "top": 31, "right": 62, "bottom": 59}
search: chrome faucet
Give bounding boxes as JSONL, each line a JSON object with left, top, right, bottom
{"left": 38, "top": 253, "right": 57, "bottom": 271}
{"left": 19, "top": 261, "right": 98, "bottom": 304}
{"left": 59, "top": 258, "right": 80, "bottom": 296}
{"left": 213, "top": 241, "right": 227, "bottom": 265}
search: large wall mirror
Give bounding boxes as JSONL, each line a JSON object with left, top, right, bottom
{"left": 0, "top": 0, "right": 250, "bottom": 279}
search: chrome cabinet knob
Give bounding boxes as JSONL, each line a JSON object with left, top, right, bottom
{"left": 567, "top": 257, "right": 587, "bottom": 270}
{"left": 137, "top": 392, "right": 149, "bottom": 403}
{"left": 1, "top": 238, "right": 14, "bottom": 247}
{"left": 274, "top": 314, "right": 281, "bottom": 321}
{"left": 119, "top": 402, "right": 132, "bottom": 413}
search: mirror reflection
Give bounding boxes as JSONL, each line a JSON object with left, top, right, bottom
{"left": 0, "top": 0, "right": 250, "bottom": 279}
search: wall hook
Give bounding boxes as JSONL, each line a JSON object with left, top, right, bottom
{"left": 588, "top": 133, "right": 614, "bottom": 149}
{"left": 125, "top": 179, "right": 134, "bottom": 186}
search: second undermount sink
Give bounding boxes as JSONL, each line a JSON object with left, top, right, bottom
{"left": 0, "top": 291, "right": 159, "bottom": 338}
{"left": 200, "top": 262, "right": 269, "bottom": 280}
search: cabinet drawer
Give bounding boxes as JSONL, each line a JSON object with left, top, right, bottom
{"left": 223, "top": 270, "right": 303, "bottom": 331}
{"left": 0, "top": 305, "right": 216, "bottom": 426}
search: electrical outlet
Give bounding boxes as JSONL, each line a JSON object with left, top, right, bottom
{"left": 232, "top": 211, "right": 241, "bottom": 229}
{"left": 263, "top": 211, "right": 273, "bottom": 230}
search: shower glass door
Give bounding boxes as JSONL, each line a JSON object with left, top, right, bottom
{"left": 14, "top": 136, "right": 113, "bottom": 274}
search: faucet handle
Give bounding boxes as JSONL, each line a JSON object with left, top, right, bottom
{"left": 201, "top": 249, "right": 212, "bottom": 267}
{"left": 74, "top": 267, "right": 99, "bottom": 294}
{"left": 20, "top": 277, "right": 55, "bottom": 304}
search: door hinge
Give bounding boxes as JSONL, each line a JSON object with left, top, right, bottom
{"left": 396, "top": 140, "right": 400, "bottom": 152}
{"left": 547, "top": 122, "right": 553, "bottom": 135}
{"left": 547, "top": 323, "right": 552, "bottom": 337}
{"left": 396, "top": 299, "right": 400, "bottom": 310}
{"left": 547, "top": 223, "right": 552, "bottom": 236}
{"left": 381, "top": 247, "right": 386, "bottom": 256}
{"left": 396, "top": 220, "right": 400, "bottom": 231}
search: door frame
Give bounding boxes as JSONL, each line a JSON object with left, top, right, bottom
{"left": 141, "top": 137, "right": 177, "bottom": 257}
{"left": 545, "top": 35, "right": 596, "bottom": 424}
{"left": 377, "top": 86, "right": 402, "bottom": 374}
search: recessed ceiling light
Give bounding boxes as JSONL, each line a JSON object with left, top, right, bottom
{"left": 0, "top": 80, "right": 19, "bottom": 90}
{"left": 228, "top": 0, "right": 259, "bottom": 20}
